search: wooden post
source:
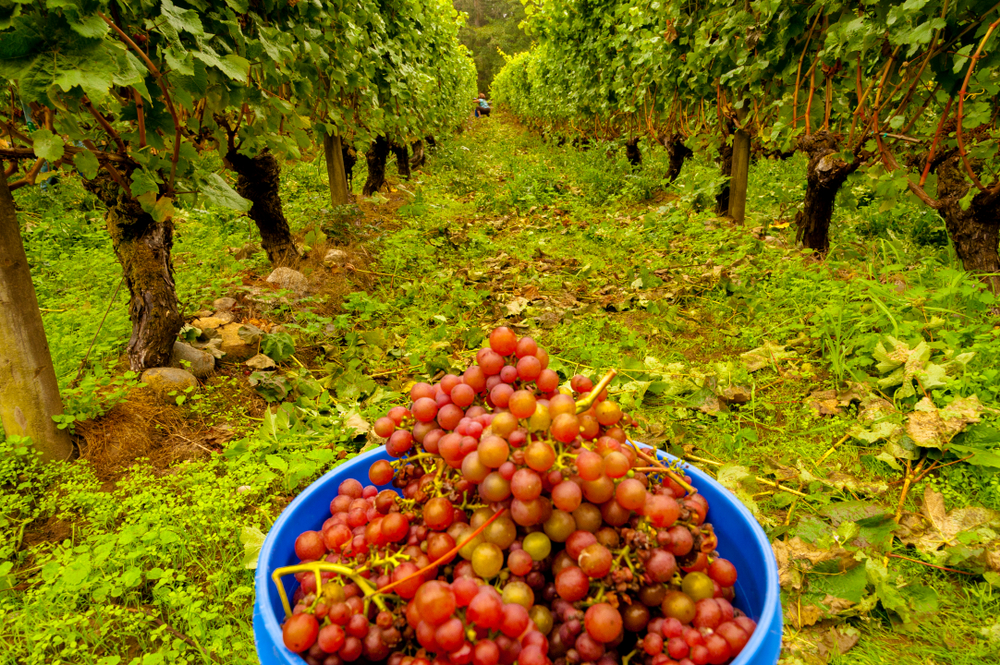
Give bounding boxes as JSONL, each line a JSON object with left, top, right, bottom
{"left": 324, "top": 133, "right": 350, "bottom": 205}
{"left": 0, "top": 171, "right": 74, "bottom": 462}
{"left": 728, "top": 102, "right": 750, "bottom": 225}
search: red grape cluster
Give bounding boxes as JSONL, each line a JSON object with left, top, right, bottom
{"left": 279, "top": 327, "right": 757, "bottom": 665}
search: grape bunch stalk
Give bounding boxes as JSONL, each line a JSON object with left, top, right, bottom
{"left": 275, "top": 327, "right": 757, "bottom": 665}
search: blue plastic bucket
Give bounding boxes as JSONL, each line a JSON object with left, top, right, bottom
{"left": 254, "top": 446, "right": 782, "bottom": 664}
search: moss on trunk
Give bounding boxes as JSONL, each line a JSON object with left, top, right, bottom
{"left": 226, "top": 149, "right": 300, "bottom": 268}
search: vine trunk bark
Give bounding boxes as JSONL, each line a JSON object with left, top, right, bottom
{"left": 715, "top": 142, "right": 734, "bottom": 214}
{"left": 83, "top": 175, "right": 184, "bottom": 371}
{"left": 663, "top": 133, "right": 692, "bottom": 183}
{"left": 936, "top": 156, "right": 1000, "bottom": 292}
{"left": 226, "top": 149, "right": 300, "bottom": 268}
{"left": 392, "top": 143, "right": 411, "bottom": 180}
{"left": 410, "top": 140, "right": 426, "bottom": 169}
{"left": 794, "top": 131, "right": 861, "bottom": 256}
{"left": 364, "top": 136, "right": 390, "bottom": 196}
{"left": 0, "top": 171, "right": 74, "bottom": 461}
{"left": 625, "top": 137, "right": 642, "bottom": 167}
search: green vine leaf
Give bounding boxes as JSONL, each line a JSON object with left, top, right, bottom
{"left": 31, "top": 129, "right": 64, "bottom": 161}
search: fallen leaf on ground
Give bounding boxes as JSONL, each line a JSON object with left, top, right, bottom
{"left": 741, "top": 341, "right": 795, "bottom": 372}
{"left": 772, "top": 537, "right": 852, "bottom": 590}
{"left": 896, "top": 487, "right": 1000, "bottom": 555}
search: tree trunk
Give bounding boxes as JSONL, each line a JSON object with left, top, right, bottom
{"left": 324, "top": 133, "right": 350, "bottom": 206}
{"left": 625, "top": 137, "right": 641, "bottom": 167}
{"left": 664, "top": 133, "right": 693, "bottom": 183}
{"left": 392, "top": 142, "right": 411, "bottom": 180}
{"left": 226, "top": 149, "right": 300, "bottom": 268}
{"left": 410, "top": 140, "right": 426, "bottom": 169}
{"left": 83, "top": 176, "right": 184, "bottom": 372}
{"left": 729, "top": 127, "right": 750, "bottom": 224}
{"left": 936, "top": 156, "right": 1000, "bottom": 291}
{"left": 363, "top": 136, "right": 390, "bottom": 196}
{"left": 715, "top": 142, "right": 734, "bottom": 214}
{"left": 793, "top": 131, "right": 860, "bottom": 256}
{"left": 342, "top": 142, "right": 357, "bottom": 192}
{"left": 0, "top": 172, "right": 74, "bottom": 461}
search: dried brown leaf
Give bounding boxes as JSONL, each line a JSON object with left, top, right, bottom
{"left": 772, "top": 537, "right": 852, "bottom": 590}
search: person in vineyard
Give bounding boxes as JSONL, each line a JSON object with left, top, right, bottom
{"left": 473, "top": 93, "right": 491, "bottom": 118}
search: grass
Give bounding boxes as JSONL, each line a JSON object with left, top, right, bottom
{"left": 3, "top": 113, "right": 1000, "bottom": 664}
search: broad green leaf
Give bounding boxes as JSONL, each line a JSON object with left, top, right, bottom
{"left": 240, "top": 525, "right": 266, "bottom": 569}
{"left": 72, "top": 150, "right": 100, "bottom": 179}
{"left": 130, "top": 170, "right": 159, "bottom": 199}
{"left": 32, "top": 129, "right": 64, "bottom": 161}
{"left": 162, "top": 0, "right": 204, "bottom": 36}
{"left": 201, "top": 173, "right": 251, "bottom": 211}
{"left": 151, "top": 196, "right": 175, "bottom": 223}
{"left": 70, "top": 14, "right": 108, "bottom": 39}
{"left": 192, "top": 49, "right": 250, "bottom": 81}
{"left": 265, "top": 454, "right": 288, "bottom": 473}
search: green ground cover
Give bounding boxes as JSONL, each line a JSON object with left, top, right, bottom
{"left": 3, "top": 115, "right": 1000, "bottom": 664}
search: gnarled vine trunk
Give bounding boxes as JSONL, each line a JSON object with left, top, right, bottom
{"left": 793, "top": 131, "right": 861, "bottom": 256}
{"left": 342, "top": 142, "right": 357, "bottom": 192}
{"left": 936, "top": 156, "right": 1000, "bottom": 291}
{"left": 392, "top": 142, "right": 411, "bottom": 180}
{"left": 83, "top": 175, "right": 184, "bottom": 371}
{"left": 410, "top": 140, "right": 426, "bottom": 169}
{"left": 226, "top": 149, "right": 300, "bottom": 268}
{"left": 0, "top": 171, "right": 74, "bottom": 461}
{"left": 364, "top": 136, "right": 390, "bottom": 196}
{"left": 715, "top": 142, "right": 734, "bottom": 214}
{"left": 663, "top": 133, "right": 692, "bottom": 183}
{"left": 625, "top": 137, "right": 641, "bottom": 167}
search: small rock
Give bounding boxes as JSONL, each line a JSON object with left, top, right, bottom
{"left": 141, "top": 367, "right": 198, "bottom": 401}
{"left": 209, "top": 311, "right": 235, "bottom": 324}
{"left": 265, "top": 267, "right": 308, "bottom": 296}
{"left": 213, "top": 297, "right": 237, "bottom": 312}
{"left": 191, "top": 337, "right": 225, "bottom": 359}
{"left": 219, "top": 323, "right": 256, "bottom": 361}
{"left": 170, "top": 342, "right": 215, "bottom": 378}
{"left": 246, "top": 353, "right": 277, "bottom": 370}
{"left": 323, "top": 248, "right": 349, "bottom": 268}
{"left": 192, "top": 316, "right": 229, "bottom": 333}
{"left": 193, "top": 309, "right": 214, "bottom": 318}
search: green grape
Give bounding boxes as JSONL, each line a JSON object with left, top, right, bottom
{"left": 529, "top": 605, "right": 554, "bottom": 635}
{"left": 502, "top": 580, "right": 535, "bottom": 608}
{"left": 543, "top": 510, "right": 576, "bottom": 542}
{"left": 523, "top": 532, "right": 552, "bottom": 561}
{"left": 456, "top": 525, "right": 484, "bottom": 560}
{"left": 484, "top": 514, "right": 518, "bottom": 549}
{"left": 471, "top": 542, "right": 504, "bottom": 578}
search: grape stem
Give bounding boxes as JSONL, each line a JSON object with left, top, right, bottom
{"left": 625, "top": 442, "right": 697, "bottom": 495}
{"left": 271, "top": 561, "right": 388, "bottom": 619}
{"left": 371, "top": 508, "right": 510, "bottom": 598}
{"left": 575, "top": 369, "right": 617, "bottom": 413}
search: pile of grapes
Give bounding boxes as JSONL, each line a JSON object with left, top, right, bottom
{"left": 278, "top": 327, "right": 757, "bottom": 665}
